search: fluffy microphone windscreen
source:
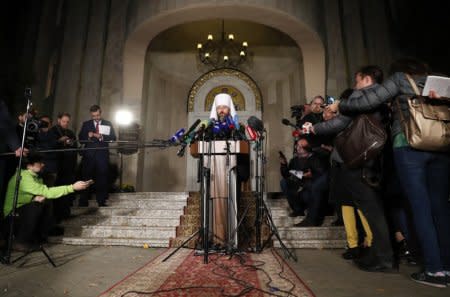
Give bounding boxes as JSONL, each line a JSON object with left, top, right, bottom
{"left": 247, "top": 116, "right": 264, "bottom": 133}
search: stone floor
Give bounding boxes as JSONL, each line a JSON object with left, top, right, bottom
{"left": 0, "top": 245, "right": 448, "bottom": 297}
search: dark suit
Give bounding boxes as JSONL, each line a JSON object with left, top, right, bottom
{"left": 78, "top": 119, "right": 116, "bottom": 206}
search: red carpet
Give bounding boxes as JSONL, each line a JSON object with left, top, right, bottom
{"left": 99, "top": 248, "right": 315, "bottom": 297}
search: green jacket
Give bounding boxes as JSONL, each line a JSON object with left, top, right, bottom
{"left": 3, "top": 169, "right": 74, "bottom": 217}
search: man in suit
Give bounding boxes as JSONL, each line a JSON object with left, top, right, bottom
{"left": 78, "top": 105, "right": 116, "bottom": 207}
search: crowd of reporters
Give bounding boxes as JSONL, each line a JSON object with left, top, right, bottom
{"left": 0, "top": 104, "right": 116, "bottom": 252}
{"left": 279, "top": 59, "right": 450, "bottom": 287}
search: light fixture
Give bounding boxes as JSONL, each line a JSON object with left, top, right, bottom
{"left": 197, "top": 20, "right": 248, "bottom": 69}
{"left": 115, "top": 110, "right": 133, "bottom": 126}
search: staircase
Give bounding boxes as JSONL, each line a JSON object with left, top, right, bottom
{"left": 266, "top": 197, "right": 346, "bottom": 248}
{"left": 49, "top": 192, "right": 346, "bottom": 249}
{"left": 49, "top": 192, "right": 188, "bottom": 247}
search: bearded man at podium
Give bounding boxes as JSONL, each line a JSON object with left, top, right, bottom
{"left": 206, "top": 93, "right": 249, "bottom": 248}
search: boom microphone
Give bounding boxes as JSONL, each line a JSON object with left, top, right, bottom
{"left": 169, "top": 128, "right": 185, "bottom": 143}
{"left": 246, "top": 125, "right": 258, "bottom": 141}
{"left": 247, "top": 116, "right": 264, "bottom": 133}
{"left": 181, "top": 119, "right": 201, "bottom": 142}
{"left": 282, "top": 118, "right": 298, "bottom": 129}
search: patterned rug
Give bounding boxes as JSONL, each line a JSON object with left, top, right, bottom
{"left": 99, "top": 248, "right": 315, "bottom": 297}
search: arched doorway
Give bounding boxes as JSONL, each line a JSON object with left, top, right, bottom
{"left": 123, "top": 5, "right": 326, "bottom": 191}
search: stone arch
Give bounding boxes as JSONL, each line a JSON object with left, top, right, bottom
{"left": 122, "top": 3, "right": 326, "bottom": 189}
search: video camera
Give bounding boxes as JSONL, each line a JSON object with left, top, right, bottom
{"left": 320, "top": 95, "right": 335, "bottom": 108}
{"left": 27, "top": 117, "right": 49, "bottom": 133}
{"left": 290, "top": 105, "right": 305, "bottom": 127}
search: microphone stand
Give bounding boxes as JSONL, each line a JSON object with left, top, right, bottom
{"left": 162, "top": 131, "right": 212, "bottom": 264}
{"left": 254, "top": 130, "right": 297, "bottom": 261}
{"left": 1, "top": 89, "right": 56, "bottom": 267}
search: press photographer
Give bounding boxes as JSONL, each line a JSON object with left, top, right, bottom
{"left": 3, "top": 153, "right": 91, "bottom": 252}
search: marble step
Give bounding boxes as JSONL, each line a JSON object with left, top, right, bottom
{"left": 272, "top": 216, "right": 337, "bottom": 227}
{"left": 70, "top": 207, "right": 184, "bottom": 217}
{"left": 64, "top": 225, "right": 176, "bottom": 238}
{"left": 274, "top": 239, "right": 346, "bottom": 249}
{"left": 108, "top": 192, "right": 189, "bottom": 200}
{"left": 62, "top": 215, "right": 180, "bottom": 227}
{"left": 48, "top": 236, "right": 169, "bottom": 247}
{"left": 81, "top": 198, "right": 187, "bottom": 208}
{"left": 277, "top": 226, "right": 346, "bottom": 240}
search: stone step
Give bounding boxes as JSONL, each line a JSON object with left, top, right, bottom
{"left": 82, "top": 199, "right": 187, "bottom": 208}
{"left": 70, "top": 207, "right": 184, "bottom": 217}
{"left": 71, "top": 207, "right": 139, "bottom": 216}
{"left": 48, "top": 236, "right": 169, "bottom": 247}
{"left": 272, "top": 216, "right": 337, "bottom": 227}
{"left": 108, "top": 192, "right": 189, "bottom": 200}
{"left": 277, "top": 226, "right": 346, "bottom": 240}
{"left": 64, "top": 225, "right": 176, "bottom": 238}
{"left": 62, "top": 215, "right": 180, "bottom": 227}
{"left": 274, "top": 239, "right": 346, "bottom": 249}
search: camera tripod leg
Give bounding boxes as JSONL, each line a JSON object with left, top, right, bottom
{"left": 162, "top": 229, "right": 199, "bottom": 262}
{"left": 260, "top": 200, "right": 297, "bottom": 262}
{"left": 10, "top": 245, "right": 57, "bottom": 267}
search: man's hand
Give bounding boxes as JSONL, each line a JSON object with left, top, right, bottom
{"left": 303, "top": 169, "right": 312, "bottom": 178}
{"left": 72, "top": 181, "right": 90, "bottom": 191}
{"left": 15, "top": 147, "right": 29, "bottom": 157}
{"left": 58, "top": 136, "right": 69, "bottom": 143}
{"left": 88, "top": 132, "right": 102, "bottom": 138}
{"left": 33, "top": 195, "right": 46, "bottom": 203}
{"left": 326, "top": 102, "right": 339, "bottom": 114}
{"left": 321, "top": 144, "right": 333, "bottom": 152}
{"left": 428, "top": 90, "right": 450, "bottom": 100}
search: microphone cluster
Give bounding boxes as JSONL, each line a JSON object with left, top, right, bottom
{"left": 169, "top": 116, "right": 265, "bottom": 157}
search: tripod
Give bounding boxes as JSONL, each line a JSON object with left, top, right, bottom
{"left": 253, "top": 132, "right": 297, "bottom": 261}
{"left": 0, "top": 88, "right": 56, "bottom": 267}
{"left": 163, "top": 140, "right": 212, "bottom": 263}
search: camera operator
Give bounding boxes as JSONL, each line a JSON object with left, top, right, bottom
{"left": 36, "top": 115, "right": 58, "bottom": 186}
{"left": 300, "top": 96, "right": 325, "bottom": 126}
{"left": 2, "top": 153, "right": 90, "bottom": 251}
{"left": 50, "top": 112, "right": 78, "bottom": 221}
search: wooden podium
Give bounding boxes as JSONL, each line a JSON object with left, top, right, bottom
{"left": 190, "top": 140, "right": 249, "bottom": 249}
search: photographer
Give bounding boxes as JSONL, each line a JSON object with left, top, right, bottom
{"left": 36, "top": 115, "right": 58, "bottom": 186}
{"left": 299, "top": 96, "right": 325, "bottom": 126}
{"left": 3, "top": 153, "right": 90, "bottom": 251}
{"left": 50, "top": 112, "right": 78, "bottom": 221}
{"left": 280, "top": 137, "right": 327, "bottom": 224}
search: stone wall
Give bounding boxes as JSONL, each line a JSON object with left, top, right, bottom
{"left": 26, "top": 0, "right": 394, "bottom": 191}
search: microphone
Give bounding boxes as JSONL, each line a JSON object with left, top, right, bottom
{"left": 282, "top": 118, "right": 298, "bottom": 129}
{"left": 169, "top": 128, "right": 185, "bottom": 143}
{"left": 181, "top": 119, "right": 201, "bottom": 142}
{"left": 246, "top": 125, "right": 258, "bottom": 141}
{"left": 233, "top": 115, "right": 240, "bottom": 130}
{"left": 247, "top": 116, "right": 265, "bottom": 133}
{"left": 177, "top": 119, "right": 211, "bottom": 157}
{"left": 225, "top": 116, "right": 235, "bottom": 130}
{"left": 193, "top": 119, "right": 212, "bottom": 140}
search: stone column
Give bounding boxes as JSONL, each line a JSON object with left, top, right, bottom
{"left": 323, "top": 0, "right": 349, "bottom": 96}
{"left": 341, "top": 0, "right": 368, "bottom": 79}
{"left": 76, "top": 0, "right": 110, "bottom": 130}
{"left": 53, "top": 0, "right": 90, "bottom": 124}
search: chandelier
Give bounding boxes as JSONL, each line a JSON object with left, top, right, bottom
{"left": 196, "top": 20, "right": 248, "bottom": 69}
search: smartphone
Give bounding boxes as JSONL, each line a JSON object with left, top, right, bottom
{"left": 278, "top": 151, "right": 286, "bottom": 160}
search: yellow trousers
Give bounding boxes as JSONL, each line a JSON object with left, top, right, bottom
{"left": 342, "top": 205, "right": 373, "bottom": 248}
